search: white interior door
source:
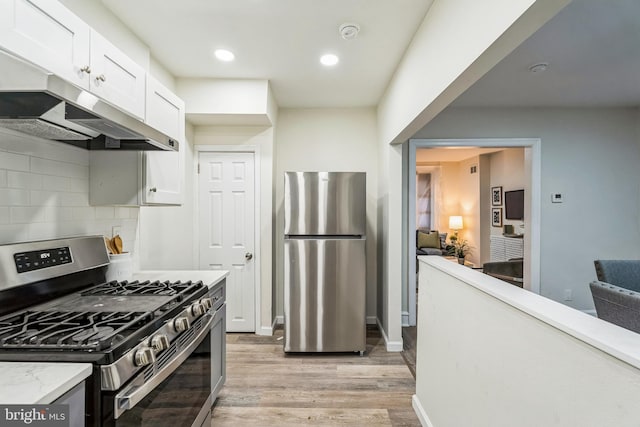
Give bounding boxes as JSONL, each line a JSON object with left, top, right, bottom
{"left": 198, "top": 152, "right": 255, "bottom": 332}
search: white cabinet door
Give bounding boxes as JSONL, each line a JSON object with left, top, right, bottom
{"left": 90, "top": 151, "right": 182, "bottom": 206}
{"left": 0, "top": 0, "right": 90, "bottom": 88}
{"left": 145, "top": 76, "right": 185, "bottom": 143}
{"left": 143, "top": 151, "right": 182, "bottom": 205}
{"left": 89, "top": 30, "right": 145, "bottom": 119}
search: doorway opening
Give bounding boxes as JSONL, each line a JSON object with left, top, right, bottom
{"left": 195, "top": 146, "right": 262, "bottom": 333}
{"left": 402, "top": 138, "right": 541, "bottom": 326}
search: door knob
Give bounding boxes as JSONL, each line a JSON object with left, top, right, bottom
{"left": 245, "top": 252, "right": 253, "bottom": 261}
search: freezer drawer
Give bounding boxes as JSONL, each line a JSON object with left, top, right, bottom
{"left": 284, "top": 172, "right": 366, "bottom": 236}
{"left": 284, "top": 238, "right": 366, "bottom": 352}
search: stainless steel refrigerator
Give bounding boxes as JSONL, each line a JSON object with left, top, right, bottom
{"left": 284, "top": 171, "right": 366, "bottom": 353}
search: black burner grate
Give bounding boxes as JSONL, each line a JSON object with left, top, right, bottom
{"left": 81, "top": 280, "right": 201, "bottom": 298}
{"left": 0, "top": 310, "right": 153, "bottom": 351}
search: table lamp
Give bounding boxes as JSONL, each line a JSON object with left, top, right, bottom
{"left": 449, "top": 216, "right": 463, "bottom": 242}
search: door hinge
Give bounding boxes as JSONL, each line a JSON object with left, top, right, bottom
{"left": 197, "top": 163, "right": 200, "bottom": 174}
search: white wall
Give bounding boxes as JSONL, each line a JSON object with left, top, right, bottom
{"left": 489, "top": 149, "right": 525, "bottom": 236}
{"left": 0, "top": 128, "right": 139, "bottom": 249}
{"left": 415, "top": 257, "right": 640, "bottom": 427}
{"left": 195, "top": 125, "right": 275, "bottom": 333}
{"left": 137, "top": 122, "right": 276, "bottom": 334}
{"left": 413, "top": 107, "right": 640, "bottom": 310}
{"left": 177, "top": 79, "right": 273, "bottom": 125}
{"left": 275, "top": 108, "right": 379, "bottom": 322}
{"left": 138, "top": 123, "right": 196, "bottom": 270}
{"left": 377, "top": 0, "right": 568, "bottom": 145}
{"left": 376, "top": 0, "right": 568, "bottom": 350}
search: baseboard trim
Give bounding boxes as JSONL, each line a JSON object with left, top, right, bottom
{"left": 377, "top": 318, "right": 403, "bottom": 352}
{"left": 412, "top": 394, "right": 433, "bottom": 427}
{"left": 366, "top": 316, "right": 377, "bottom": 325}
{"left": 402, "top": 311, "right": 410, "bottom": 327}
{"left": 257, "top": 317, "right": 277, "bottom": 336}
{"left": 275, "top": 315, "right": 284, "bottom": 325}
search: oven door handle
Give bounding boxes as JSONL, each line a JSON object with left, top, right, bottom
{"left": 114, "top": 312, "right": 215, "bottom": 419}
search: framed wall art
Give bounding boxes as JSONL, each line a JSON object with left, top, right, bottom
{"left": 492, "top": 208, "right": 503, "bottom": 227}
{"left": 491, "top": 186, "right": 502, "bottom": 206}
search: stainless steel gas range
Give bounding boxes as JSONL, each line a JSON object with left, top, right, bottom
{"left": 0, "top": 236, "right": 226, "bottom": 427}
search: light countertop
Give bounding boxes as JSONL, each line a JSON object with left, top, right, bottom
{"left": 0, "top": 362, "right": 92, "bottom": 404}
{"left": 133, "top": 270, "right": 229, "bottom": 289}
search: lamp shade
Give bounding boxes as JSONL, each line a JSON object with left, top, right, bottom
{"left": 449, "top": 216, "right": 463, "bottom": 230}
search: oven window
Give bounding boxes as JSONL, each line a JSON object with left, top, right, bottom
{"left": 114, "top": 335, "right": 211, "bottom": 427}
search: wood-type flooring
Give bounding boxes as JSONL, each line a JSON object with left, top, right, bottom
{"left": 211, "top": 326, "right": 420, "bottom": 426}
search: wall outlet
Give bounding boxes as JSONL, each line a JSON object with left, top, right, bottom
{"left": 112, "top": 226, "right": 122, "bottom": 238}
{"left": 563, "top": 289, "right": 573, "bottom": 301}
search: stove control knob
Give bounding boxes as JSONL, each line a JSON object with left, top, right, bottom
{"left": 150, "top": 334, "right": 170, "bottom": 352}
{"left": 134, "top": 347, "right": 156, "bottom": 367}
{"left": 190, "top": 302, "right": 204, "bottom": 317}
{"left": 200, "top": 298, "right": 213, "bottom": 310}
{"left": 174, "top": 316, "right": 190, "bottom": 333}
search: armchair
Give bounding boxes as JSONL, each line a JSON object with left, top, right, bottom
{"left": 593, "top": 260, "right": 640, "bottom": 292}
{"left": 590, "top": 280, "right": 640, "bottom": 334}
{"left": 482, "top": 258, "right": 524, "bottom": 288}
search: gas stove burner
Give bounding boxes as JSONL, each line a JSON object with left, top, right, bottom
{"left": 71, "top": 326, "right": 114, "bottom": 343}
{"left": 0, "top": 310, "right": 153, "bottom": 351}
{"left": 82, "top": 279, "right": 202, "bottom": 298}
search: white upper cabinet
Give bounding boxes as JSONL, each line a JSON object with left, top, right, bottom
{"left": 146, "top": 76, "right": 185, "bottom": 143}
{"left": 0, "top": 0, "right": 146, "bottom": 119}
{"left": 89, "top": 30, "right": 146, "bottom": 119}
{"left": 143, "top": 151, "right": 182, "bottom": 205}
{"left": 0, "top": 0, "right": 91, "bottom": 88}
{"left": 90, "top": 151, "right": 182, "bottom": 206}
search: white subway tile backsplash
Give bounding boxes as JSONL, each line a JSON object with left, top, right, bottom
{"left": 30, "top": 190, "right": 61, "bottom": 207}
{"left": 28, "top": 223, "right": 60, "bottom": 241}
{"left": 67, "top": 178, "right": 89, "bottom": 193}
{"left": 60, "top": 192, "right": 89, "bottom": 207}
{"left": 0, "top": 128, "right": 89, "bottom": 166}
{"left": 0, "top": 132, "right": 139, "bottom": 249}
{"left": 46, "top": 207, "right": 73, "bottom": 222}
{"left": 0, "top": 207, "right": 9, "bottom": 224}
{"left": 72, "top": 207, "right": 95, "bottom": 221}
{"left": 10, "top": 206, "right": 48, "bottom": 224}
{"left": 0, "top": 152, "right": 30, "bottom": 172}
{"left": 0, "top": 224, "right": 30, "bottom": 244}
{"left": 42, "top": 176, "right": 68, "bottom": 192}
{"left": 8, "top": 171, "right": 43, "bottom": 189}
{"left": 115, "top": 207, "right": 130, "bottom": 219}
{"left": 30, "top": 157, "right": 88, "bottom": 179}
{"left": 0, "top": 188, "right": 30, "bottom": 206}
{"left": 95, "top": 207, "right": 115, "bottom": 219}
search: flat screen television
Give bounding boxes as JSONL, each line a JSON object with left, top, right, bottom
{"left": 504, "top": 189, "right": 524, "bottom": 220}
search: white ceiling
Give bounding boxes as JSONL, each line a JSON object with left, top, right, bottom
{"left": 101, "top": 0, "right": 433, "bottom": 108}
{"left": 452, "top": 0, "right": 640, "bottom": 108}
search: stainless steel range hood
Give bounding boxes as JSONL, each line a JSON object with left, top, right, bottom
{"left": 0, "top": 51, "right": 178, "bottom": 151}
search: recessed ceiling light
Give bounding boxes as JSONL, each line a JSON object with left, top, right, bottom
{"left": 214, "top": 49, "right": 235, "bottom": 62}
{"left": 528, "top": 62, "right": 549, "bottom": 73}
{"left": 320, "top": 54, "right": 339, "bottom": 67}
